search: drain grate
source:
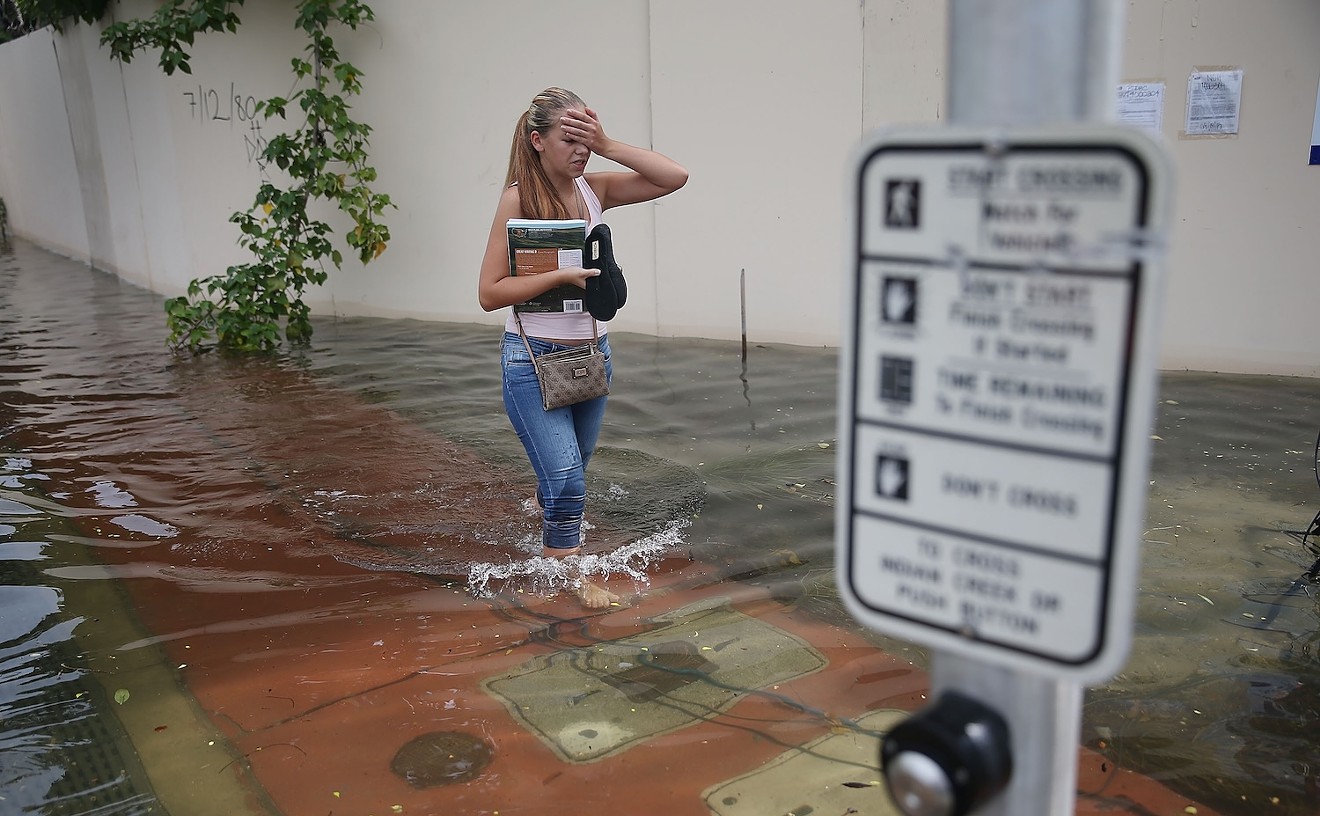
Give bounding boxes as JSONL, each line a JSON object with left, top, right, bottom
{"left": 0, "top": 651, "right": 166, "bottom": 816}
{"left": 1, "top": 553, "right": 166, "bottom": 815}
{"left": 45, "top": 686, "right": 163, "bottom": 816}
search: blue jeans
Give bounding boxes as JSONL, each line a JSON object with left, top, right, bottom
{"left": 501, "top": 331, "right": 613, "bottom": 550}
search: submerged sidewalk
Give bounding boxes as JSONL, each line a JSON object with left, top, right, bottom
{"left": 48, "top": 350, "right": 1219, "bottom": 816}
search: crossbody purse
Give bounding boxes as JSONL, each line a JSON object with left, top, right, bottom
{"left": 514, "top": 313, "right": 609, "bottom": 411}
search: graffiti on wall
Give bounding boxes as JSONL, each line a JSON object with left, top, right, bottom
{"left": 182, "top": 83, "right": 268, "bottom": 165}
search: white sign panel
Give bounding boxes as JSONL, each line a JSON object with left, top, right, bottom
{"left": 837, "top": 126, "right": 1171, "bottom": 682}
{"left": 1311, "top": 71, "right": 1320, "bottom": 165}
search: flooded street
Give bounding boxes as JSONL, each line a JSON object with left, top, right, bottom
{"left": 1, "top": 239, "right": 1317, "bottom": 815}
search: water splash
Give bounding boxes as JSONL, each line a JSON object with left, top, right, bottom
{"left": 466, "top": 519, "right": 689, "bottom": 598}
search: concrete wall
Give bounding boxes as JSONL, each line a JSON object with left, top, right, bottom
{"left": 0, "top": 0, "right": 1317, "bottom": 376}
{"left": 0, "top": 27, "right": 89, "bottom": 260}
{"left": 1123, "top": 0, "right": 1320, "bottom": 375}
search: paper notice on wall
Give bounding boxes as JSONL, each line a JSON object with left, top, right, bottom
{"left": 1117, "top": 83, "right": 1165, "bottom": 135}
{"left": 1185, "top": 69, "right": 1243, "bottom": 136}
{"left": 1311, "top": 74, "right": 1320, "bottom": 165}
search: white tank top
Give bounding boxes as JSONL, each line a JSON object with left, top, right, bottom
{"left": 505, "top": 176, "right": 607, "bottom": 340}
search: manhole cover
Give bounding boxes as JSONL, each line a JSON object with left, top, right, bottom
{"left": 390, "top": 731, "right": 493, "bottom": 788}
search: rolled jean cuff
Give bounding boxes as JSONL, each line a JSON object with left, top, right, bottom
{"left": 543, "top": 515, "right": 584, "bottom": 550}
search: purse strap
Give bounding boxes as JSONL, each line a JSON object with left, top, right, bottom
{"left": 514, "top": 312, "right": 600, "bottom": 376}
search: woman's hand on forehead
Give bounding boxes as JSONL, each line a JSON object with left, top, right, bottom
{"left": 560, "top": 107, "right": 604, "bottom": 147}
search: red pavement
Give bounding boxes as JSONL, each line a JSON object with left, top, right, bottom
{"left": 54, "top": 354, "right": 1218, "bottom": 816}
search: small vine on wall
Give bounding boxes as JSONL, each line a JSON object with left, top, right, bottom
{"left": 4, "top": 0, "right": 108, "bottom": 41}
{"left": 102, "top": 0, "right": 393, "bottom": 353}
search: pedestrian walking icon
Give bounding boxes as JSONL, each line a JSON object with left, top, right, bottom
{"left": 884, "top": 179, "right": 920, "bottom": 229}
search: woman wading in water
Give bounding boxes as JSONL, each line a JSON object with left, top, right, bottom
{"left": 478, "top": 87, "right": 687, "bottom": 607}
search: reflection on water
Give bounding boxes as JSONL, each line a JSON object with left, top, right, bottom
{"left": 0, "top": 238, "right": 1317, "bottom": 814}
{"left": 1085, "top": 372, "right": 1320, "bottom": 812}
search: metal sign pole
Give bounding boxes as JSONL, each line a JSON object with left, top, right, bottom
{"left": 948, "top": 0, "right": 1125, "bottom": 126}
{"left": 834, "top": 0, "right": 1175, "bottom": 812}
{"left": 935, "top": 2, "right": 1125, "bottom": 814}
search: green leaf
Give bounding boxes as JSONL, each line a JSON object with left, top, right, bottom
{"left": 114, "top": 688, "right": 130, "bottom": 705}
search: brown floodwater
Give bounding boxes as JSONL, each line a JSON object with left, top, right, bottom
{"left": 1, "top": 238, "right": 1317, "bottom": 814}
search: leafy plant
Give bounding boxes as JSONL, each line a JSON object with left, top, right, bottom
{"left": 100, "top": 0, "right": 240, "bottom": 75}
{"left": 101, "top": 0, "right": 392, "bottom": 353}
{"left": 2, "top": 0, "right": 108, "bottom": 40}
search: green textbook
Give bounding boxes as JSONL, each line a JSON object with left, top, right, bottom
{"left": 507, "top": 218, "right": 587, "bottom": 314}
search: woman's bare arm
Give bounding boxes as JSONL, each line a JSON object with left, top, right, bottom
{"left": 561, "top": 107, "right": 688, "bottom": 210}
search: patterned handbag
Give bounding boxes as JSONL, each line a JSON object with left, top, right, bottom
{"left": 515, "top": 315, "right": 609, "bottom": 410}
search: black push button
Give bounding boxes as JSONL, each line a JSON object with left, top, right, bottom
{"left": 880, "top": 691, "right": 1013, "bottom": 816}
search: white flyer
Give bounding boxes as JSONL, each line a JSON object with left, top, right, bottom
{"left": 1186, "top": 69, "right": 1243, "bottom": 136}
{"left": 1117, "top": 83, "right": 1165, "bottom": 135}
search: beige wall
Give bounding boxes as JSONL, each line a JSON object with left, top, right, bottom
{"left": 0, "top": 27, "right": 90, "bottom": 260}
{"left": 0, "top": 1, "right": 1317, "bottom": 375}
{"left": 1122, "top": 0, "right": 1320, "bottom": 375}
